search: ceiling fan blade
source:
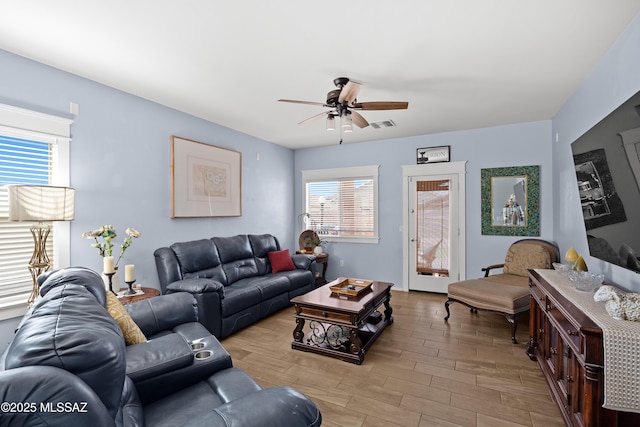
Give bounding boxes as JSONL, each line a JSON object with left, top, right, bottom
{"left": 353, "top": 101, "right": 409, "bottom": 110}
{"left": 278, "top": 99, "right": 325, "bottom": 106}
{"left": 338, "top": 81, "right": 361, "bottom": 104}
{"left": 351, "top": 111, "right": 369, "bottom": 128}
{"left": 298, "top": 111, "right": 331, "bottom": 125}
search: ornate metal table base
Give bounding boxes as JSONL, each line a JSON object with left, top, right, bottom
{"left": 291, "top": 279, "right": 394, "bottom": 364}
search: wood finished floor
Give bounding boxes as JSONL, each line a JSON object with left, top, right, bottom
{"left": 220, "top": 289, "right": 566, "bottom": 427}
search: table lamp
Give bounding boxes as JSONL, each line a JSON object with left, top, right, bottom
{"left": 8, "top": 185, "right": 75, "bottom": 305}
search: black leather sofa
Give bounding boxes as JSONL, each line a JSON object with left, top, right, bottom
{"left": 154, "top": 234, "right": 316, "bottom": 338}
{"left": 0, "top": 267, "right": 321, "bottom": 426}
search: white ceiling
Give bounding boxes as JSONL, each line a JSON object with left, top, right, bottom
{"left": 1, "top": 1, "right": 640, "bottom": 149}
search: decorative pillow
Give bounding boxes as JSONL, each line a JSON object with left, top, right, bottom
{"left": 268, "top": 249, "right": 296, "bottom": 273}
{"left": 503, "top": 243, "right": 551, "bottom": 277}
{"left": 105, "top": 292, "right": 147, "bottom": 345}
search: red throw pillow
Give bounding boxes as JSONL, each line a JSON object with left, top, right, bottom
{"left": 268, "top": 250, "right": 296, "bottom": 273}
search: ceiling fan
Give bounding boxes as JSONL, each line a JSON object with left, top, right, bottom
{"left": 278, "top": 77, "right": 408, "bottom": 141}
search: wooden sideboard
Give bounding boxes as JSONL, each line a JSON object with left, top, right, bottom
{"left": 526, "top": 269, "right": 640, "bottom": 427}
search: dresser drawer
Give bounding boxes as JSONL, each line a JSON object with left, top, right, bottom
{"left": 547, "top": 300, "right": 583, "bottom": 357}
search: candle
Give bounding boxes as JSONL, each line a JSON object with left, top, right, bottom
{"left": 103, "top": 256, "right": 115, "bottom": 274}
{"left": 125, "top": 264, "right": 135, "bottom": 282}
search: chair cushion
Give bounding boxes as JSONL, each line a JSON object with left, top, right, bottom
{"left": 221, "top": 283, "right": 262, "bottom": 316}
{"left": 448, "top": 278, "right": 530, "bottom": 314}
{"left": 503, "top": 243, "right": 551, "bottom": 277}
{"left": 106, "top": 292, "right": 147, "bottom": 345}
{"left": 268, "top": 249, "right": 296, "bottom": 273}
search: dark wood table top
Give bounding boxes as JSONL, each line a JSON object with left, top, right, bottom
{"left": 291, "top": 277, "right": 393, "bottom": 313}
{"left": 116, "top": 286, "right": 160, "bottom": 305}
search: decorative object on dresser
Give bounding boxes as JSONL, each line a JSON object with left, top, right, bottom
{"left": 527, "top": 269, "right": 640, "bottom": 427}
{"left": 7, "top": 184, "right": 75, "bottom": 305}
{"left": 445, "top": 238, "right": 559, "bottom": 343}
{"left": 594, "top": 285, "right": 640, "bottom": 321}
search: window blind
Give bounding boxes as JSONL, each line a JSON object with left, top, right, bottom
{"left": 307, "top": 178, "right": 375, "bottom": 237}
{"left": 0, "top": 136, "right": 53, "bottom": 299}
{"left": 302, "top": 165, "right": 379, "bottom": 243}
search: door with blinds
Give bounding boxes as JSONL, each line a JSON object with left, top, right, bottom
{"left": 404, "top": 162, "right": 465, "bottom": 293}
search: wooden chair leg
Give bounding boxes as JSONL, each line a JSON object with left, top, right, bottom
{"left": 444, "top": 299, "right": 453, "bottom": 320}
{"left": 506, "top": 313, "right": 518, "bottom": 344}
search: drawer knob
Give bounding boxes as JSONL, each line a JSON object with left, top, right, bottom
{"left": 567, "top": 329, "right": 578, "bottom": 336}
{"left": 322, "top": 312, "right": 327, "bottom": 318}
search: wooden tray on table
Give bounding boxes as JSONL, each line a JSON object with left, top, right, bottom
{"left": 330, "top": 278, "right": 373, "bottom": 298}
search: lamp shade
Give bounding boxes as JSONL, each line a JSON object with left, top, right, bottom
{"left": 326, "top": 114, "right": 336, "bottom": 131}
{"left": 8, "top": 185, "right": 75, "bottom": 221}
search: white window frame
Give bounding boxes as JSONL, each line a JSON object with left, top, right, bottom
{"left": 0, "top": 103, "right": 72, "bottom": 319}
{"left": 301, "top": 165, "right": 380, "bottom": 244}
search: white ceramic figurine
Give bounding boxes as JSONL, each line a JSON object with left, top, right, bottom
{"left": 594, "top": 285, "right": 640, "bottom": 321}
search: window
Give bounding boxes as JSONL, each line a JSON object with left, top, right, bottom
{"left": 0, "top": 103, "right": 72, "bottom": 318}
{"left": 302, "top": 165, "right": 379, "bottom": 244}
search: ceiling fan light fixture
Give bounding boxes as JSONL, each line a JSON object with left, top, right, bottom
{"left": 342, "top": 111, "right": 353, "bottom": 132}
{"left": 279, "top": 77, "right": 408, "bottom": 139}
{"left": 326, "top": 114, "right": 335, "bottom": 131}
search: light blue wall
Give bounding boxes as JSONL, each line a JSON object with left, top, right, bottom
{"left": 0, "top": 49, "right": 297, "bottom": 286}
{"left": 0, "top": 49, "right": 297, "bottom": 346}
{"left": 552, "top": 12, "right": 640, "bottom": 292}
{"left": 2, "top": 9, "right": 640, "bottom": 348}
{"left": 294, "top": 120, "right": 554, "bottom": 287}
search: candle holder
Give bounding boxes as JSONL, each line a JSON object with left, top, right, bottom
{"left": 124, "top": 279, "right": 137, "bottom": 296}
{"left": 104, "top": 272, "right": 117, "bottom": 295}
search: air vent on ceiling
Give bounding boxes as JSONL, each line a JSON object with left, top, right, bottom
{"left": 370, "top": 120, "right": 396, "bottom": 129}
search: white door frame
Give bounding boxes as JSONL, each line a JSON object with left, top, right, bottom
{"left": 401, "top": 161, "right": 467, "bottom": 292}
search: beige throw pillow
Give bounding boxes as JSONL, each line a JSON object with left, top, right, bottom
{"left": 503, "top": 243, "right": 551, "bottom": 277}
{"left": 105, "top": 291, "right": 147, "bottom": 345}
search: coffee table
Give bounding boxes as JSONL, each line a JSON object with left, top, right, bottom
{"left": 290, "top": 277, "right": 394, "bottom": 364}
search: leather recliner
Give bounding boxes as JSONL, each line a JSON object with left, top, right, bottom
{"left": 0, "top": 267, "right": 322, "bottom": 426}
{"left": 154, "top": 234, "right": 316, "bottom": 338}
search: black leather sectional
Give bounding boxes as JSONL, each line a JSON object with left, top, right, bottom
{"left": 154, "top": 234, "right": 316, "bottom": 338}
{"left": 0, "top": 267, "right": 321, "bottom": 426}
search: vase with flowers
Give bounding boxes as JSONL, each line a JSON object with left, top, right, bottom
{"left": 82, "top": 225, "right": 141, "bottom": 292}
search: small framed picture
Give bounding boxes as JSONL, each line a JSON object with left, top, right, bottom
{"left": 417, "top": 146, "right": 450, "bottom": 164}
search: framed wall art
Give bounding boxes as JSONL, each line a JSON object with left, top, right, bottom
{"left": 417, "top": 146, "right": 450, "bottom": 164}
{"left": 171, "top": 136, "right": 242, "bottom": 218}
{"left": 481, "top": 165, "right": 540, "bottom": 236}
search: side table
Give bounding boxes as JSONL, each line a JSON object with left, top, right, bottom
{"left": 116, "top": 287, "right": 160, "bottom": 305}
{"left": 314, "top": 253, "right": 328, "bottom": 287}
{"left": 297, "top": 251, "right": 329, "bottom": 287}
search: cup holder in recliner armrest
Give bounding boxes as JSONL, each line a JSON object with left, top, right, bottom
{"left": 194, "top": 350, "right": 213, "bottom": 360}
{"left": 190, "top": 339, "right": 206, "bottom": 351}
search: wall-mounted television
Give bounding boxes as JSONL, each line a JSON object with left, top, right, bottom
{"left": 571, "top": 90, "right": 640, "bottom": 273}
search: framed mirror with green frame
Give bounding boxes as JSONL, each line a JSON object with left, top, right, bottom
{"left": 481, "top": 165, "right": 540, "bottom": 236}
